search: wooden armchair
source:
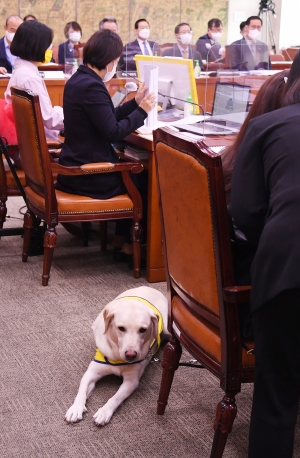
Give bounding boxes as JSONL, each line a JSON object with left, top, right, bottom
{"left": 154, "top": 128, "right": 254, "bottom": 458}
{"left": 282, "top": 47, "right": 299, "bottom": 61}
{"left": 11, "top": 87, "right": 144, "bottom": 285}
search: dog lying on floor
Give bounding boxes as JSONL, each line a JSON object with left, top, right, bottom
{"left": 65, "top": 286, "right": 169, "bottom": 426}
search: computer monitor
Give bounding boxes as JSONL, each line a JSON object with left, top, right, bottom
{"left": 212, "top": 82, "right": 251, "bottom": 117}
{"left": 134, "top": 55, "right": 199, "bottom": 118}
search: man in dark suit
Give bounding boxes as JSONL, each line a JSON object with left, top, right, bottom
{"left": 228, "top": 16, "right": 271, "bottom": 71}
{"left": 118, "top": 19, "right": 155, "bottom": 72}
{"left": 195, "top": 18, "right": 224, "bottom": 64}
{"left": 0, "top": 14, "right": 23, "bottom": 74}
{"left": 162, "top": 23, "right": 204, "bottom": 70}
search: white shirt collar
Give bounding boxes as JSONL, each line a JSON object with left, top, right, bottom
{"left": 13, "top": 58, "right": 40, "bottom": 74}
{"left": 177, "top": 43, "right": 189, "bottom": 54}
{"left": 137, "top": 37, "right": 149, "bottom": 46}
{"left": 4, "top": 36, "right": 10, "bottom": 48}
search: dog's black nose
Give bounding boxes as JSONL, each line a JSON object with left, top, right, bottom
{"left": 125, "top": 350, "right": 137, "bottom": 361}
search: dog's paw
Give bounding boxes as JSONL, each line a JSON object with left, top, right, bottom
{"left": 65, "top": 403, "right": 87, "bottom": 423}
{"left": 93, "top": 405, "right": 114, "bottom": 426}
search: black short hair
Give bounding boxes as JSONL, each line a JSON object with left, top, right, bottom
{"left": 208, "top": 18, "right": 222, "bottom": 29}
{"left": 23, "top": 14, "right": 37, "bottom": 21}
{"left": 240, "top": 21, "right": 247, "bottom": 31}
{"left": 83, "top": 29, "right": 123, "bottom": 70}
{"left": 174, "top": 23, "right": 191, "bottom": 34}
{"left": 10, "top": 21, "right": 53, "bottom": 62}
{"left": 246, "top": 16, "right": 262, "bottom": 26}
{"left": 64, "top": 21, "right": 82, "bottom": 38}
{"left": 134, "top": 19, "right": 149, "bottom": 30}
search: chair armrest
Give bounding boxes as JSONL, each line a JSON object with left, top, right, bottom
{"left": 47, "top": 141, "right": 63, "bottom": 149}
{"left": 51, "top": 160, "right": 143, "bottom": 218}
{"left": 51, "top": 161, "right": 143, "bottom": 176}
{"left": 223, "top": 285, "right": 251, "bottom": 304}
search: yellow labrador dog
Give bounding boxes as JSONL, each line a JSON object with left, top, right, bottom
{"left": 65, "top": 286, "right": 169, "bottom": 426}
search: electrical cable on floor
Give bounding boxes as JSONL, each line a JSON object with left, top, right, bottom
{"left": 19, "top": 205, "right": 27, "bottom": 215}
{"left": 151, "top": 357, "right": 204, "bottom": 368}
{"left": 5, "top": 215, "right": 23, "bottom": 220}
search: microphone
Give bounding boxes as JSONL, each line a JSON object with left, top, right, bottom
{"left": 205, "top": 42, "right": 218, "bottom": 67}
{"left": 157, "top": 91, "right": 204, "bottom": 115}
{"left": 281, "top": 47, "right": 293, "bottom": 62}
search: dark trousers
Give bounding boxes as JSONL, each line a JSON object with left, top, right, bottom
{"left": 249, "top": 289, "right": 300, "bottom": 458}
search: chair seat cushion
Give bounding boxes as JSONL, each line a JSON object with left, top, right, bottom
{"left": 172, "top": 295, "right": 255, "bottom": 370}
{"left": 25, "top": 187, "right": 134, "bottom": 215}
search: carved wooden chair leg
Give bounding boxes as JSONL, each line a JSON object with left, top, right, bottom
{"left": 42, "top": 226, "right": 57, "bottom": 286}
{"left": 210, "top": 393, "right": 237, "bottom": 458}
{"left": 157, "top": 335, "right": 182, "bottom": 415}
{"left": 99, "top": 221, "right": 107, "bottom": 251}
{"left": 131, "top": 220, "right": 143, "bottom": 278}
{"left": 22, "top": 209, "right": 35, "bottom": 262}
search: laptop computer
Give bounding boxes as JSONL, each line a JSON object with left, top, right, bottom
{"left": 181, "top": 82, "right": 251, "bottom": 136}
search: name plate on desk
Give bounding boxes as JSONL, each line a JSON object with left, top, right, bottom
{"left": 117, "top": 71, "right": 138, "bottom": 78}
{"left": 42, "top": 71, "right": 65, "bottom": 79}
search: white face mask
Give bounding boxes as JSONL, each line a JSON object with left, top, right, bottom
{"left": 248, "top": 29, "right": 261, "bottom": 41}
{"left": 69, "top": 31, "right": 81, "bottom": 42}
{"left": 139, "top": 28, "right": 150, "bottom": 40}
{"left": 102, "top": 61, "right": 117, "bottom": 82}
{"left": 210, "top": 32, "right": 222, "bottom": 42}
{"left": 179, "top": 33, "right": 192, "bottom": 45}
{"left": 5, "top": 30, "right": 15, "bottom": 42}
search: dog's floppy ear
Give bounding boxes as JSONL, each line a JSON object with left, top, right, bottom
{"left": 151, "top": 313, "right": 159, "bottom": 342}
{"left": 103, "top": 309, "right": 115, "bottom": 334}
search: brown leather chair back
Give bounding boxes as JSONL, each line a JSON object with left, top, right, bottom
{"left": 282, "top": 47, "right": 299, "bottom": 61}
{"left": 74, "top": 43, "right": 85, "bottom": 63}
{"left": 11, "top": 87, "right": 58, "bottom": 221}
{"left": 224, "top": 45, "right": 231, "bottom": 69}
{"left": 155, "top": 129, "right": 234, "bottom": 323}
{"left": 270, "top": 53, "right": 284, "bottom": 62}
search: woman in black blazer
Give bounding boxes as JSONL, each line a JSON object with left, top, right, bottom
{"left": 56, "top": 29, "right": 155, "bottom": 250}
{"left": 57, "top": 29, "right": 154, "bottom": 198}
{"left": 230, "top": 71, "right": 300, "bottom": 458}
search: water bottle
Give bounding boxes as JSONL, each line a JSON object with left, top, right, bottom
{"left": 184, "top": 92, "right": 194, "bottom": 117}
{"left": 194, "top": 60, "right": 201, "bottom": 78}
{"left": 71, "top": 58, "right": 78, "bottom": 75}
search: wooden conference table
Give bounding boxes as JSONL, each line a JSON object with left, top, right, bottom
{"left": 0, "top": 72, "right": 283, "bottom": 282}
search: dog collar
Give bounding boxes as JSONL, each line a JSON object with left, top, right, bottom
{"left": 93, "top": 296, "right": 164, "bottom": 366}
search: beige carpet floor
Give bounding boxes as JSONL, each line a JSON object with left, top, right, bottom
{"left": 1, "top": 196, "right": 300, "bottom": 458}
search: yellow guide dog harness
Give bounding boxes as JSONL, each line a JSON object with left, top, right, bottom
{"left": 94, "top": 296, "right": 163, "bottom": 366}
